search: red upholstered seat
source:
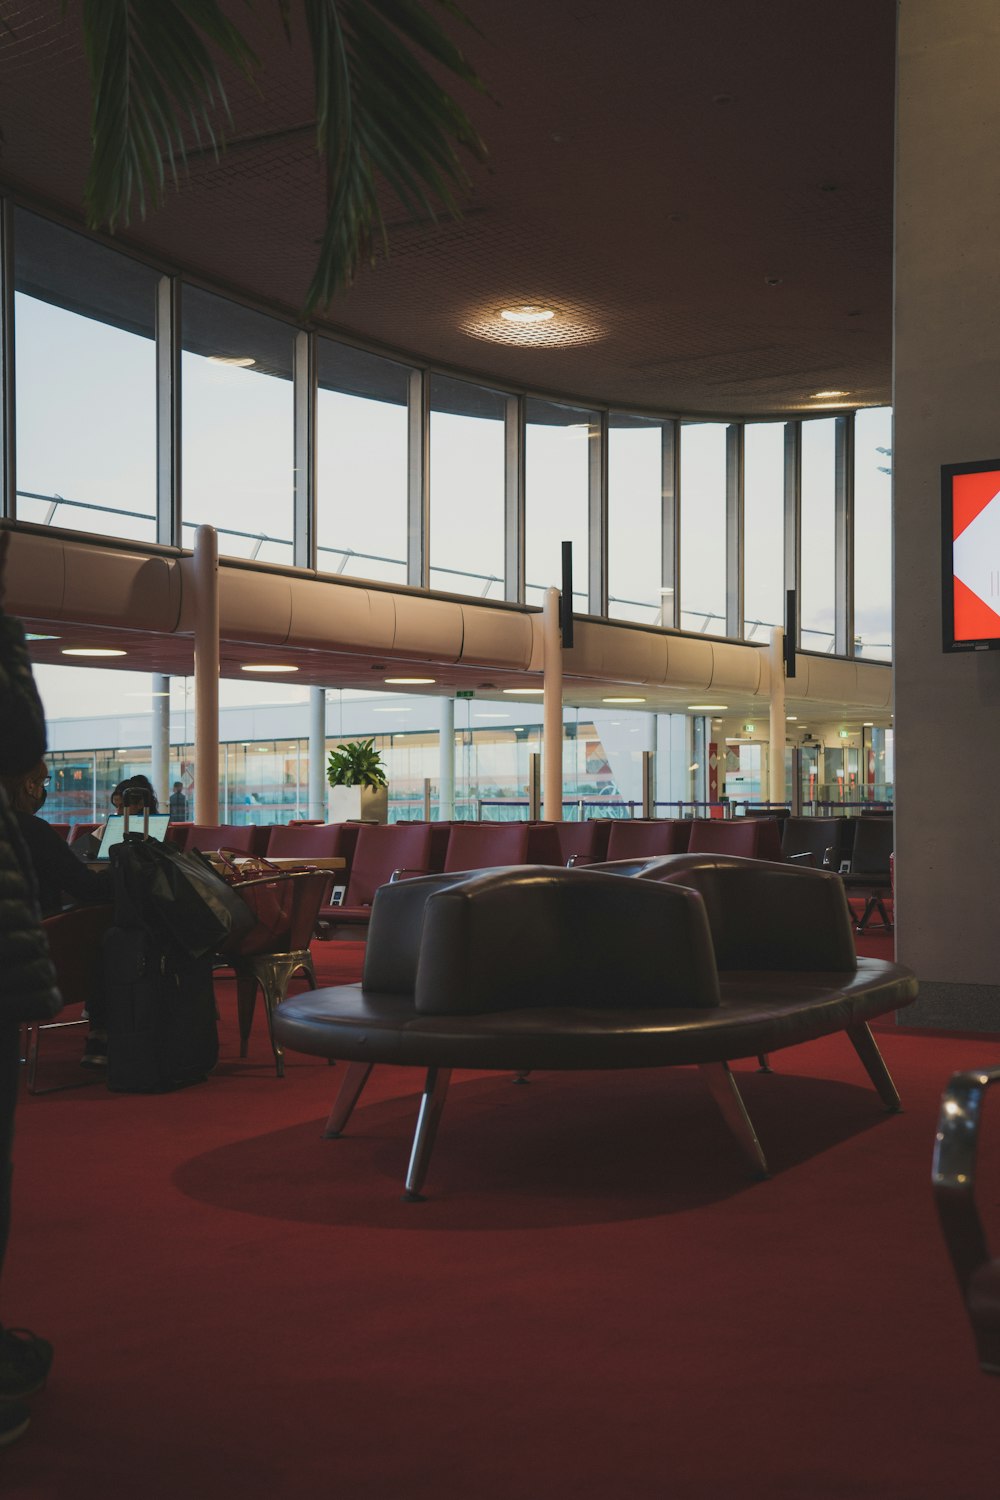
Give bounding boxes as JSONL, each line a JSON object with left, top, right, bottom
{"left": 442, "top": 822, "right": 531, "bottom": 872}
{"left": 554, "top": 820, "right": 613, "bottom": 865}
{"left": 183, "top": 824, "right": 258, "bottom": 855}
{"left": 322, "top": 823, "right": 435, "bottom": 929}
{"left": 24, "top": 904, "right": 115, "bottom": 1093}
{"left": 686, "top": 818, "right": 783, "bottom": 861}
{"left": 605, "top": 820, "right": 692, "bottom": 860}
{"left": 265, "top": 822, "right": 362, "bottom": 862}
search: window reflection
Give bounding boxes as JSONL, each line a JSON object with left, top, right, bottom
{"left": 679, "top": 422, "right": 727, "bottom": 635}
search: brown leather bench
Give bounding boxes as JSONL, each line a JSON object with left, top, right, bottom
{"left": 272, "top": 863, "right": 917, "bottom": 1198}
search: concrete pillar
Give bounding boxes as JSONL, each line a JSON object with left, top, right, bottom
{"left": 768, "top": 627, "right": 786, "bottom": 805}
{"left": 542, "top": 586, "right": 564, "bottom": 820}
{"left": 895, "top": 0, "right": 1000, "bottom": 1025}
{"left": 192, "top": 525, "right": 220, "bottom": 823}
{"left": 150, "top": 674, "right": 170, "bottom": 812}
{"left": 309, "top": 687, "right": 327, "bottom": 820}
{"left": 438, "top": 697, "right": 455, "bottom": 819}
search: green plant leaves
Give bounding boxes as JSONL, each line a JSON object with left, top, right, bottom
{"left": 326, "top": 738, "right": 388, "bottom": 788}
{"left": 73, "top": 0, "right": 488, "bottom": 307}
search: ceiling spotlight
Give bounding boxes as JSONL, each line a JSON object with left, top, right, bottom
{"left": 499, "top": 305, "right": 555, "bottom": 324}
{"left": 207, "top": 355, "right": 256, "bottom": 367}
{"left": 786, "top": 715, "right": 798, "bottom": 721}
{"left": 26, "top": 633, "right": 60, "bottom": 641}
{"left": 62, "top": 647, "right": 127, "bottom": 657}
{"left": 241, "top": 664, "right": 298, "bottom": 672}
{"left": 384, "top": 676, "right": 436, "bottom": 685}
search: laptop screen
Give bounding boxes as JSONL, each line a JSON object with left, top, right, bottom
{"left": 96, "top": 814, "right": 171, "bottom": 859}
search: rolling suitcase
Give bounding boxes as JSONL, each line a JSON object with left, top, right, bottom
{"left": 103, "top": 925, "right": 218, "bottom": 1093}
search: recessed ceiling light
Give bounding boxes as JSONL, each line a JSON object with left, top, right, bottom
{"left": 499, "top": 305, "right": 555, "bottom": 324}
{"left": 603, "top": 696, "right": 646, "bottom": 704}
{"left": 810, "top": 389, "right": 848, "bottom": 399}
{"left": 241, "top": 664, "right": 298, "bottom": 672}
{"left": 61, "top": 647, "right": 127, "bottom": 657}
{"left": 384, "top": 676, "right": 436, "bottom": 685}
{"left": 26, "top": 633, "right": 60, "bottom": 641}
{"left": 503, "top": 687, "right": 544, "bottom": 695}
{"left": 207, "top": 355, "right": 256, "bottom": 367}
{"left": 688, "top": 704, "right": 728, "bottom": 712}
{"left": 863, "top": 721, "right": 874, "bottom": 727}
{"left": 786, "top": 715, "right": 798, "bottom": 721}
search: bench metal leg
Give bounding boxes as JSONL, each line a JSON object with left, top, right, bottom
{"left": 698, "top": 1062, "right": 769, "bottom": 1178}
{"left": 323, "top": 1061, "right": 373, "bottom": 1138}
{"left": 403, "top": 1067, "right": 452, "bottom": 1201}
{"left": 757, "top": 1054, "right": 772, "bottom": 1073}
{"left": 847, "top": 1022, "right": 901, "bottom": 1112}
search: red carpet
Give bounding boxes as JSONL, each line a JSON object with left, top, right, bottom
{"left": 3, "top": 940, "right": 999, "bottom": 1499}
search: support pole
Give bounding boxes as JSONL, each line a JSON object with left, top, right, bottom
{"left": 542, "top": 586, "right": 564, "bottom": 821}
{"left": 309, "top": 687, "right": 327, "bottom": 820}
{"left": 438, "top": 697, "right": 455, "bottom": 819}
{"left": 769, "top": 625, "right": 786, "bottom": 806}
{"left": 193, "top": 525, "right": 220, "bottom": 824}
{"left": 151, "top": 674, "right": 170, "bottom": 812}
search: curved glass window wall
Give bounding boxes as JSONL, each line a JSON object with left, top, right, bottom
{"left": 2, "top": 202, "right": 892, "bottom": 662}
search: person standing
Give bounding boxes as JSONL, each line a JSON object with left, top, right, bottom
{"left": 0, "top": 531, "right": 60, "bottom": 1446}
{"left": 168, "top": 781, "right": 188, "bottom": 822}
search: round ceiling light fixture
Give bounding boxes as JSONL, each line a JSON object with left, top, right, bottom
{"left": 499, "top": 305, "right": 555, "bottom": 324}
{"left": 687, "top": 704, "right": 728, "bottom": 712}
{"left": 502, "top": 687, "right": 544, "bottom": 695}
{"left": 810, "top": 389, "right": 848, "bottom": 399}
{"left": 208, "top": 355, "right": 256, "bottom": 367}
{"left": 603, "top": 696, "right": 646, "bottom": 704}
{"left": 241, "top": 663, "right": 298, "bottom": 672}
{"left": 62, "top": 647, "right": 127, "bottom": 657}
{"left": 384, "top": 676, "right": 436, "bottom": 685}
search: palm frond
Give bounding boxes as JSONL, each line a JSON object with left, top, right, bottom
{"left": 78, "top": 0, "right": 257, "bottom": 229}
{"left": 301, "top": 0, "right": 488, "bottom": 308}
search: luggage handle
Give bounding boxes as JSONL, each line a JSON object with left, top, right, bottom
{"left": 122, "top": 802, "right": 151, "bottom": 842}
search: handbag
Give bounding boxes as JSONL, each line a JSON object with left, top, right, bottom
{"left": 213, "top": 851, "right": 308, "bottom": 956}
{"left": 109, "top": 838, "right": 255, "bottom": 958}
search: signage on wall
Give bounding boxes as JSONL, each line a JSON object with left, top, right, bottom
{"left": 942, "top": 459, "right": 1000, "bottom": 651}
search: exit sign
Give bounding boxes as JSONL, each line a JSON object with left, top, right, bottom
{"left": 456, "top": 689, "right": 475, "bottom": 699}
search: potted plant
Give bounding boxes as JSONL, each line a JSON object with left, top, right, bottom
{"left": 327, "top": 739, "right": 389, "bottom": 824}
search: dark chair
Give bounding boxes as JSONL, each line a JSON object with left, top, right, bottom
{"left": 933, "top": 1066, "right": 1000, "bottom": 1375}
{"left": 48, "top": 823, "right": 71, "bottom": 841}
{"left": 780, "top": 816, "right": 844, "bottom": 869}
{"left": 604, "top": 820, "right": 691, "bottom": 861}
{"left": 686, "top": 818, "right": 783, "bottom": 862}
{"left": 265, "top": 822, "right": 361, "bottom": 863}
{"left": 840, "top": 816, "right": 893, "bottom": 930}
{"left": 222, "top": 870, "right": 333, "bottom": 1077}
{"left": 24, "top": 905, "right": 115, "bottom": 1094}
{"left": 442, "top": 822, "right": 533, "bottom": 872}
{"left": 183, "top": 824, "right": 259, "bottom": 855}
{"left": 554, "top": 820, "right": 613, "bottom": 865}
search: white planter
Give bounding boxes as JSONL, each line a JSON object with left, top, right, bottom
{"left": 329, "top": 784, "right": 389, "bottom": 824}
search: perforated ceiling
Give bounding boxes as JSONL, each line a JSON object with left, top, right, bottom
{"left": 0, "top": 0, "right": 896, "bottom": 418}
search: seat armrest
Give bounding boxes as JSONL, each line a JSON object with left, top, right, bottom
{"left": 388, "top": 866, "right": 431, "bottom": 883}
{"left": 566, "top": 854, "right": 595, "bottom": 867}
{"left": 785, "top": 851, "right": 815, "bottom": 866}
{"left": 363, "top": 871, "right": 485, "bottom": 993}
{"left": 933, "top": 1067, "right": 1000, "bottom": 1291}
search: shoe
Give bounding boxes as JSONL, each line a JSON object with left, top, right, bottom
{"left": 80, "top": 1031, "right": 108, "bottom": 1068}
{"left": 0, "top": 1326, "right": 54, "bottom": 1400}
{"left": 0, "top": 1402, "right": 29, "bottom": 1447}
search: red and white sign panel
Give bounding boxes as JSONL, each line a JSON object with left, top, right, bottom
{"left": 942, "top": 461, "right": 1000, "bottom": 651}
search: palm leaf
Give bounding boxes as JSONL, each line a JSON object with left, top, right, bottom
{"left": 77, "top": 0, "right": 258, "bottom": 229}
{"left": 299, "top": 0, "right": 489, "bottom": 308}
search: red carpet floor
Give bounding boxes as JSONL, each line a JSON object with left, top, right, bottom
{"left": 3, "top": 939, "right": 1000, "bottom": 1499}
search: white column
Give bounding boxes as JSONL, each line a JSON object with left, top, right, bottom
{"left": 768, "top": 626, "right": 786, "bottom": 805}
{"left": 309, "top": 687, "right": 327, "bottom": 820}
{"left": 543, "top": 586, "right": 564, "bottom": 821}
{"left": 151, "top": 673, "right": 170, "bottom": 812}
{"left": 193, "top": 525, "right": 220, "bottom": 824}
{"left": 438, "top": 697, "right": 455, "bottom": 819}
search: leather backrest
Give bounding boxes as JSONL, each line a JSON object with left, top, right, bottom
{"left": 686, "top": 818, "right": 783, "bottom": 861}
{"left": 606, "top": 819, "right": 691, "bottom": 860}
{"left": 780, "top": 817, "right": 843, "bottom": 867}
{"left": 443, "top": 822, "right": 531, "bottom": 872}
{"left": 184, "top": 824, "right": 257, "bottom": 854}
{"left": 848, "top": 815, "right": 893, "bottom": 874}
{"left": 364, "top": 871, "right": 483, "bottom": 992}
{"left": 346, "top": 824, "right": 433, "bottom": 907}
{"left": 267, "top": 822, "right": 352, "bottom": 858}
{"left": 613, "top": 853, "right": 857, "bottom": 971}
{"left": 554, "top": 820, "right": 613, "bottom": 863}
{"left": 525, "top": 823, "right": 562, "bottom": 864}
{"left": 412, "top": 867, "right": 721, "bottom": 1015}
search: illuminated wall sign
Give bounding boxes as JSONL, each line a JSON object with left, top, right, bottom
{"left": 942, "top": 459, "right": 1000, "bottom": 651}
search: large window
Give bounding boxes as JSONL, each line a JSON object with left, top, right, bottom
{"left": 679, "top": 422, "right": 727, "bottom": 635}
{"left": 182, "top": 287, "right": 295, "bottom": 562}
{"left": 743, "top": 422, "right": 785, "bottom": 640}
{"left": 854, "top": 406, "right": 892, "bottom": 660}
{"left": 14, "top": 210, "right": 158, "bottom": 542}
{"left": 429, "top": 375, "right": 506, "bottom": 598}
{"left": 316, "top": 341, "right": 409, "bottom": 585}
{"left": 608, "top": 415, "right": 666, "bottom": 624}
{"left": 800, "top": 417, "right": 837, "bottom": 652}
{"left": 524, "top": 398, "right": 596, "bottom": 609}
